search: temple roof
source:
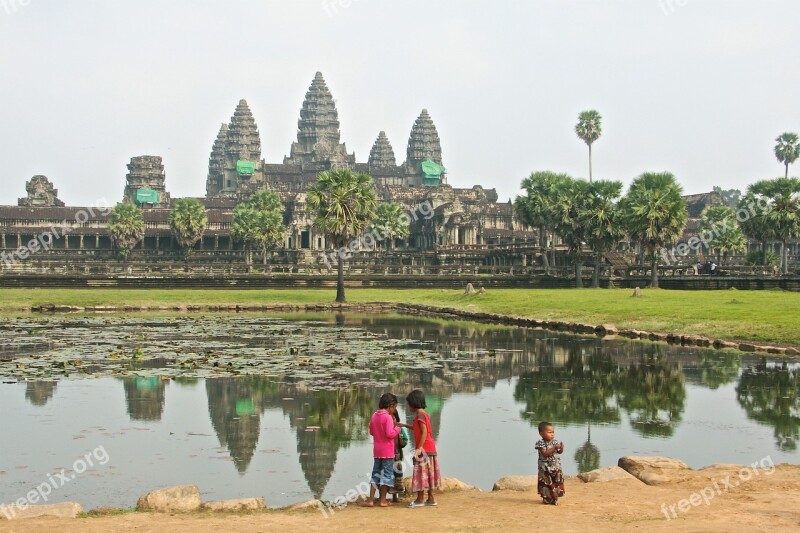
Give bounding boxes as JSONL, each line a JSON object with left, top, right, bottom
{"left": 406, "top": 109, "right": 443, "bottom": 168}
{"left": 368, "top": 131, "right": 396, "bottom": 168}
{"left": 227, "top": 99, "right": 261, "bottom": 161}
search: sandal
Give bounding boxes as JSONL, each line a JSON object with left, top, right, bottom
{"left": 408, "top": 502, "right": 425, "bottom": 508}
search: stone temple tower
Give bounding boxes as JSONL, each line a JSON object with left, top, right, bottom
{"left": 404, "top": 109, "right": 445, "bottom": 186}
{"left": 206, "top": 100, "right": 263, "bottom": 196}
{"left": 368, "top": 131, "right": 397, "bottom": 169}
{"left": 284, "top": 72, "right": 355, "bottom": 169}
{"left": 123, "top": 156, "right": 170, "bottom": 207}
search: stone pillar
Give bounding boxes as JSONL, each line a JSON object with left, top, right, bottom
{"left": 64, "top": 235, "right": 69, "bottom": 250}
{"left": 1, "top": 234, "right": 5, "bottom": 248}
{"left": 80, "top": 235, "right": 84, "bottom": 250}
{"left": 156, "top": 235, "right": 160, "bottom": 250}
{"left": 214, "top": 236, "right": 219, "bottom": 251}
{"left": 95, "top": 235, "right": 100, "bottom": 248}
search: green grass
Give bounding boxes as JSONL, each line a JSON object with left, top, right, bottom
{"left": 1, "top": 287, "right": 799, "bottom": 346}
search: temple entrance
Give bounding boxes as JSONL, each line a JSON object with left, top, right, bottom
{"left": 300, "top": 231, "right": 310, "bottom": 249}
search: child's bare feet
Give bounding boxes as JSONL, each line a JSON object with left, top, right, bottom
{"left": 361, "top": 501, "right": 375, "bottom": 508}
{"left": 378, "top": 501, "right": 392, "bottom": 507}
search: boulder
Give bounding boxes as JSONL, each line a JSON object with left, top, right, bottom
{"left": 738, "top": 343, "right": 757, "bottom": 352}
{"left": 595, "top": 324, "right": 619, "bottom": 336}
{"left": 464, "top": 283, "right": 477, "bottom": 295}
{"left": 0, "top": 502, "right": 83, "bottom": 520}
{"left": 492, "top": 475, "right": 537, "bottom": 492}
{"left": 618, "top": 456, "right": 692, "bottom": 485}
{"left": 201, "top": 497, "right": 266, "bottom": 512}
{"left": 136, "top": 485, "right": 201, "bottom": 513}
{"left": 282, "top": 499, "right": 324, "bottom": 511}
{"left": 577, "top": 466, "right": 637, "bottom": 483}
{"left": 403, "top": 477, "right": 477, "bottom": 493}
{"left": 631, "top": 287, "right": 643, "bottom": 297}
{"left": 786, "top": 347, "right": 800, "bottom": 356}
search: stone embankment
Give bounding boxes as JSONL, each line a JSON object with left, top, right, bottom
{"left": 27, "top": 301, "right": 800, "bottom": 355}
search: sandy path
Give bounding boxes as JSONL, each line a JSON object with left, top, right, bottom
{"left": 1, "top": 465, "right": 799, "bottom": 532}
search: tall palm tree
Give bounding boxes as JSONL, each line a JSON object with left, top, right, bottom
{"left": 371, "top": 202, "right": 411, "bottom": 250}
{"left": 307, "top": 169, "right": 377, "bottom": 302}
{"left": 514, "top": 171, "right": 572, "bottom": 273}
{"left": 699, "top": 205, "right": 746, "bottom": 266}
{"left": 169, "top": 198, "right": 208, "bottom": 259}
{"left": 620, "top": 172, "right": 688, "bottom": 288}
{"left": 551, "top": 177, "right": 591, "bottom": 288}
{"left": 109, "top": 203, "right": 144, "bottom": 259}
{"left": 580, "top": 180, "right": 624, "bottom": 288}
{"left": 774, "top": 132, "right": 800, "bottom": 179}
{"left": 575, "top": 110, "right": 603, "bottom": 182}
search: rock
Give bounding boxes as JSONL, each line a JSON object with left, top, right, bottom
{"left": 767, "top": 347, "right": 787, "bottom": 355}
{"left": 739, "top": 343, "right": 757, "bottom": 352}
{"left": 464, "top": 283, "right": 477, "bottom": 295}
{"left": 595, "top": 324, "right": 619, "bottom": 336}
{"left": 492, "top": 475, "right": 537, "bottom": 491}
{"left": 631, "top": 287, "right": 642, "bottom": 297}
{"left": 201, "top": 497, "right": 266, "bottom": 512}
{"left": 0, "top": 502, "right": 83, "bottom": 520}
{"left": 282, "top": 499, "right": 324, "bottom": 511}
{"left": 477, "top": 287, "right": 487, "bottom": 295}
{"left": 136, "top": 485, "right": 201, "bottom": 513}
{"left": 404, "top": 477, "right": 478, "bottom": 493}
{"left": 648, "top": 332, "right": 668, "bottom": 342}
{"left": 577, "top": 466, "right": 637, "bottom": 483}
{"left": 786, "top": 347, "right": 799, "bottom": 356}
{"left": 618, "top": 456, "right": 692, "bottom": 485}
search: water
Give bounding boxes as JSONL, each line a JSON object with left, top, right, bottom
{"left": 0, "top": 313, "right": 797, "bottom": 509}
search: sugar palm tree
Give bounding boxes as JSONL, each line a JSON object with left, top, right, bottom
{"left": 551, "top": 177, "right": 591, "bottom": 288}
{"left": 620, "top": 172, "right": 688, "bottom": 288}
{"left": 169, "top": 198, "right": 208, "bottom": 259}
{"left": 371, "top": 202, "right": 410, "bottom": 250}
{"left": 774, "top": 132, "right": 800, "bottom": 179}
{"left": 575, "top": 110, "right": 602, "bottom": 182}
{"left": 515, "top": 171, "right": 572, "bottom": 273}
{"left": 699, "top": 205, "right": 746, "bottom": 266}
{"left": 231, "top": 190, "right": 285, "bottom": 267}
{"left": 580, "top": 180, "right": 624, "bottom": 288}
{"left": 750, "top": 178, "right": 800, "bottom": 274}
{"left": 307, "top": 169, "right": 377, "bottom": 302}
{"left": 109, "top": 203, "right": 144, "bottom": 259}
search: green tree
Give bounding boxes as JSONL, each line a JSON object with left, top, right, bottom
{"left": 552, "top": 177, "right": 591, "bottom": 287}
{"left": 307, "top": 169, "right": 378, "bottom": 302}
{"left": 515, "top": 171, "right": 572, "bottom": 273}
{"left": 738, "top": 191, "right": 772, "bottom": 254}
{"left": 620, "top": 172, "right": 688, "bottom": 288}
{"left": 169, "top": 198, "right": 208, "bottom": 258}
{"left": 109, "top": 203, "right": 144, "bottom": 259}
{"left": 774, "top": 132, "right": 800, "bottom": 179}
{"left": 736, "top": 360, "right": 800, "bottom": 451}
{"left": 575, "top": 110, "right": 603, "bottom": 182}
{"left": 749, "top": 178, "right": 800, "bottom": 274}
{"left": 231, "top": 190, "right": 285, "bottom": 267}
{"left": 371, "top": 202, "right": 411, "bottom": 250}
{"left": 580, "top": 180, "right": 624, "bottom": 288}
{"left": 699, "top": 205, "right": 746, "bottom": 266}
{"left": 712, "top": 186, "right": 742, "bottom": 209}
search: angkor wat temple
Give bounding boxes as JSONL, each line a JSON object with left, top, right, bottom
{"left": 1, "top": 72, "right": 534, "bottom": 273}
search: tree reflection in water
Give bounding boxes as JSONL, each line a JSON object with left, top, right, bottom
{"left": 736, "top": 359, "right": 800, "bottom": 451}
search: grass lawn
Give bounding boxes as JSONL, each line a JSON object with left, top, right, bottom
{"left": 1, "top": 287, "right": 799, "bottom": 346}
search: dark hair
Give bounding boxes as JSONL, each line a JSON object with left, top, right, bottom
{"left": 406, "top": 389, "right": 427, "bottom": 410}
{"left": 392, "top": 409, "right": 400, "bottom": 423}
{"left": 538, "top": 421, "right": 553, "bottom": 433}
{"left": 379, "top": 393, "right": 398, "bottom": 409}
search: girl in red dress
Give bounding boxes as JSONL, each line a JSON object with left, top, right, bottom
{"left": 403, "top": 389, "right": 441, "bottom": 508}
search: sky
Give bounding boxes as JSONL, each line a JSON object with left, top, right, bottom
{"left": 1, "top": 0, "right": 799, "bottom": 207}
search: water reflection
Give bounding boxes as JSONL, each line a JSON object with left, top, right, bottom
{"left": 24, "top": 381, "right": 57, "bottom": 406}
{"left": 737, "top": 360, "right": 800, "bottom": 451}
{"left": 121, "top": 377, "right": 167, "bottom": 421}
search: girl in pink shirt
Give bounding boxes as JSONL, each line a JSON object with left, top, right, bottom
{"left": 364, "top": 393, "right": 401, "bottom": 507}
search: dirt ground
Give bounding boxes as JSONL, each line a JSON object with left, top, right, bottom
{"left": 1, "top": 465, "right": 799, "bottom": 532}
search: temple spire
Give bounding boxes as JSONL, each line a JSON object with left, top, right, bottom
{"left": 284, "top": 72, "right": 354, "bottom": 168}
{"left": 368, "top": 131, "right": 396, "bottom": 168}
{"left": 206, "top": 123, "right": 228, "bottom": 197}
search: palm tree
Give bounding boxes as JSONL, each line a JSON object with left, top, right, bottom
{"left": 307, "top": 169, "right": 378, "bottom": 302}
{"left": 620, "top": 172, "right": 688, "bottom": 288}
{"left": 738, "top": 191, "right": 772, "bottom": 255}
{"left": 699, "top": 205, "right": 746, "bottom": 266}
{"left": 580, "top": 180, "right": 624, "bottom": 288}
{"left": 551, "top": 177, "right": 591, "bottom": 288}
{"left": 109, "top": 203, "right": 144, "bottom": 259}
{"left": 774, "top": 132, "right": 800, "bottom": 179}
{"left": 169, "top": 198, "right": 208, "bottom": 259}
{"left": 231, "top": 190, "right": 285, "bottom": 267}
{"left": 575, "top": 110, "right": 602, "bottom": 182}
{"left": 515, "top": 171, "right": 572, "bottom": 273}
{"left": 748, "top": 178, "right": 800, "bottom": 274}
{"left": 371, "top": 203, "right": 411, "bottom": 250}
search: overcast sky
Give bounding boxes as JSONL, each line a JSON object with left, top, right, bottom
{"left": 1, "top": 0, "right": 799, "bottom": 207}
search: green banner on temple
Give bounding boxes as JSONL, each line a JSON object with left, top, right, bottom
{"left": 236, "top": 160, "right": 257, "bottom": 176}
{"left": 135, "top": 189, "right": 159, "bottom": 205}
{"left": 421, "top": 159, "right": 445, "bottom": 178}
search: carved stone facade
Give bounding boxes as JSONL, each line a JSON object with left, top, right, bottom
{"left": 18, "top": 175, "right": 65, "bottom": 207}
{"left": 403, "top": 109, "right": 444, "bottom": 185}
{"left": 368, "top": 131, "right": 396, "bottom": 169}
{"left": 123, "top": 156, "right": 170, "bottom": 207}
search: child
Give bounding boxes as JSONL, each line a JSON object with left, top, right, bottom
{"left": 404, "top": 389, "right": 441, "bottom": 508}
{"left": 535, "top": 421, "right": 565, "bottom": 505}
{"left": 364, "top": 393, "right": 402, "bottom": 508}
{"left": 390, "top": 409, "right": 409, "bottom": 502}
